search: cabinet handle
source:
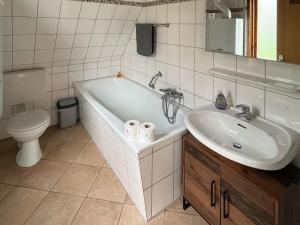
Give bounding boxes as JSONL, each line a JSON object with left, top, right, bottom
{"left": 223, "top": 191, "right": 229, "bottom": 218}
{"left": 210, "top": 180, "right": 216, "bottom": 207}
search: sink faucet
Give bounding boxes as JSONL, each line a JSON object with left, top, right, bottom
{"left": 148, "top": 71, "right": 162, "bottom": 89}
{"left": 235, "top": 104, "right": 251, "bottom": 120}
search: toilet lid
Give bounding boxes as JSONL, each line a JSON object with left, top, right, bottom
{"left": 7, "top": 109, "right": 50, "bottom": 133}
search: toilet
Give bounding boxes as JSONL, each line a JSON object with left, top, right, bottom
{"left": 4, "top": 69, "right": 50, "bottom": 167}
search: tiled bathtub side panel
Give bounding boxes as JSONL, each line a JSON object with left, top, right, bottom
{"left": 78, "top": 98, "right": 147, "bottom": 220}
{"left": 139, "top": 137, "right": 183, "bottom": 220}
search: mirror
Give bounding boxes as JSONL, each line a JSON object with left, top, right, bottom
{"left": 205, "top": 0, "right": 300, "bottom": 64}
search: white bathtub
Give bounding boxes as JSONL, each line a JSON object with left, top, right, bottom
{"left": 74, "top": 77, "right": 187, "bottom": 221}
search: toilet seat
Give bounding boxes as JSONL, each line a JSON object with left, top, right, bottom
{"left": 7, "top": 109, "right": 50, "bottom": 133}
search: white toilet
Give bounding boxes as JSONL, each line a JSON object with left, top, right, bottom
{"left": 4, "top": 69, "right": 50, "bottom": 167}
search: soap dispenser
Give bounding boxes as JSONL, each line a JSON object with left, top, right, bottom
{"left": 215, "top": 91, "right": 227, "bottom": 110}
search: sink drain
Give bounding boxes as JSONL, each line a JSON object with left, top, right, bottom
{"left": 233, "top": 142, "right": 242, "bottom": 149}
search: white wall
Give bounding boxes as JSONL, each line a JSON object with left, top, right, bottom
{"left": 121, "top": 0, "right": 300, "bottom": 167}
{"left": 0, "top": 0, "right": 142, "bottom": 138}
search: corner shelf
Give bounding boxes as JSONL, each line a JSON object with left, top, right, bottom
{"left": 209, "top": 68, "right": 300, "bottom": 98}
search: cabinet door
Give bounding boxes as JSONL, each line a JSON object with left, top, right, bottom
{"left": 184, "top": 143, "right": 221, "bottom": 225}
{"left": 221, "top": 167, "right": 275, "bottom": 225}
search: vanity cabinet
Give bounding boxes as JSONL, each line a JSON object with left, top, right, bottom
{"left": 183, "top": 134, "right": 300, "bottom": 225}
{"left": 220, "top": 167, "right": 274, "bottom": 225}
{"left": 184, "top": 142, "right": 221, "bottom": 225}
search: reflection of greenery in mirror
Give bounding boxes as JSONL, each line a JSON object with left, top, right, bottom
{"left": 257, "top": 0, "right": 277, "bottom": 61}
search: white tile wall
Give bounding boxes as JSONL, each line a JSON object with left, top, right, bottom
{"left": 121, "top": 0, "right": 300, "bottom": 167}
{"left": 0, "top": 0, "right": 142, "bottom": 137}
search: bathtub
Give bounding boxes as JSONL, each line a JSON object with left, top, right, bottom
{"left": 74, "top": 77, "right": 187, "bottom": 221}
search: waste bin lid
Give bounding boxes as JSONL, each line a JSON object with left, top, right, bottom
{"left": 57, "top": 97, "right": 78, "bottom": 110}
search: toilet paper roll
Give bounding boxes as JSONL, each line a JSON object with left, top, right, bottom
{"left": 125, "top": 120, "right": 140, "bottom": 140}
{"left": 140, "top": 122, "right": 156, "bottom": 143}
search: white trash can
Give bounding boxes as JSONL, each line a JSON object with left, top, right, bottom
{"left": 57, "top": 97, "right": 79, "bottom": 128}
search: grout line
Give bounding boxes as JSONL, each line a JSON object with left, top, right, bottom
{"left": 69, "top": 196, "right": 86, "bottom": 225}
{"left": 32, "top": 0, "right": 41, "bottom": 111}
{"left": 0, "top": 184, "right": 15, "bottom": 202}
{"left": 32, "top": 0, "right": 40, "bottom": 67}
{"left": 10, "top": 0, "right": 13, "bottom": 67}
{"left": 67, "top": 2, "right": 83, "bottom": 82}
{"left": 84, "top": 196, "right": 125, "bottom": 205}
{"left": 192, "top": 0, "right": 196, "bottom": 109}
{"left": 66, "top": 166, "right": 104, "bottom": 224}
{"left": 85, "top": 166, "right": 103, "bottom": 197}
{"left": 4, "top": 15, "right": 138, "bottom": 21}
{"left": 116, "top": 201, "right": 125, "bottom": 225}
{"left": 22, "top": 188, "right": 49, "bottom": 225}
{"left": 80, "top": 2, "right": 102, "bottom": 66}
{"left": 96, "top": 4, "right": 117, "bottom": 65}
{"left": 110, "top": 6, "right": 132, "bottom": 62}
{"left": 48, "top": 0, "right": 63, "bottom": 111}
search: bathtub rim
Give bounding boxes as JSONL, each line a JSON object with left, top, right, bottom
{"left": 74, "top": 77, "right": 189, "bottom": 155}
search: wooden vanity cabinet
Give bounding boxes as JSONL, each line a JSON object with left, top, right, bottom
{"left": 220, "top": 167, "right": 275, "bottom": 225}
{"left": 184, "top": 141, "right": 221, "bottom": 225}
{"left": 183, "top": 134, "right": 300, "bottom": 225}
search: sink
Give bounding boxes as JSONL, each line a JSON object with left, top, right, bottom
{"left": 184, "top": 106, "right": 300, "bottom": 170}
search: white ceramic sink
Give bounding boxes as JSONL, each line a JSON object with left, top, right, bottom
{"left": 184, "top": 106, "right": 300, "bottom": 170}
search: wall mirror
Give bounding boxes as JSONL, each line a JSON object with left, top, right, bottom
{"left": 205, "top": 0, "right": 300, "bottom": 64}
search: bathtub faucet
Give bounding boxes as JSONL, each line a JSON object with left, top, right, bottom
{"left": 148, "top": 71, "right": 163, "bottom": 89}
{"left": 159, "top": 88, "right": 183, "bottom": 124}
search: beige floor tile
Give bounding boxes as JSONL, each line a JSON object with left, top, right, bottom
{"left": 103, "top": 161, "right": 111, "bottom": 168}
{"left": 125, "top": 195, "right": 134, "bottom": 205}
{"left": 166, "top": 197, "right": 199, "bottom": 216}
{"left": 25, "top": 192, "right": 84, "bottom": 225}
{"left": 75, "top": 143, "right": 105, "bottom": 167}
{"left": 66, "top": 124, "right": 91, "bottom": 143}
{"left": 46, "top": 142, "right": 87, "bottom": 163}
{"left": 19, "top": 160, "right": 69, "bottom": 191}
{"left": 88, "top": 168, "right": 126, "bottom": 203}
{"left": 0, "top": 187, "right": 47, "bottom": 225}
{"left": 119, "top": 204, "right": 164, "bottom": 225}
{"left": 0, "top": 150, "right": 32, "bottom": 185}
{"left": 53, "top": 163, "right": 99, "bottom": 196}
{"left": 72, "top": 198, "right": 123, "bottom": 225}
{"left": 164, "top": 211, "right": 209, "bottom": 225}
{"left": 0, "top": 184, "right": 14, "bottom": 201}
{"left": 40, "top": 126, "right": 73, "bottom": 159}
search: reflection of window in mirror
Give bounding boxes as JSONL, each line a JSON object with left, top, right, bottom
{"left": 247, "top": 0, "right": 277, "bottom": 61}
{"left": 257, "top": 0, "right": 277, "bottom": 61}
{"left": 247, "top": 0, "right": 300, "bottom": 63}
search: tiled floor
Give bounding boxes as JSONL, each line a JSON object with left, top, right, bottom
{"left": 0, "top": 123, "right": 208, "bottom": 225}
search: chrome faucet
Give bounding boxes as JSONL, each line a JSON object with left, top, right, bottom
{"left": 159, "top": 88, "right": 183, "bottom": 124}
{"left": 235, "top": 104, "right": 252, "bottom": 120}
{"left": 148, "top": 71, "right": 162, "bottom": 89}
